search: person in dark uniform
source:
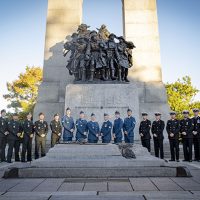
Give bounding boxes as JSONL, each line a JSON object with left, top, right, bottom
{"left": 166, "top": 111, "right": 180, "bottom": 162}
{"left": 87, "top": 113, "right": 100, "bottom": 143}
{"left": 0, "top": 109, "right": 8, "bottom": 162}
{"left": 180, "top": 110, "right": 194, "bottom": 162}
{"left": 75, "top": 111, "right": 88, "bottom": 142}
{"left": 113, "top": 111, "right": 123, "bottom": 144}
{"left": 34, "top": 113, "right": 48, "bottom": 159}
{"left": 21, "top": 113, "right": 34, "bottom": 162}
{"left": 139, "top": 112, "right": 151, "bottom": 152}
{"left": 192, "top": 108, "right": 200, "bottom": 161}
{"left": 101, "top": 113, "right": 112, "bottom": 143}
{"left": 62, "top": 108, "right": 75, "bottom": 142}
{"left": 7, "top": 113, "right": 22, "bottom": 163}
{"left": 152, "top": 112, "right": 165, "bottom": 159}
{"left": 123, "top": 109, "right": 136, "bottom": 144}
{"left": 50, "top": 113, "right": 62, "bottom": 147}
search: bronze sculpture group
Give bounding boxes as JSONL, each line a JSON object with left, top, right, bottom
{"left": 63, "top": 24, "right": 135, "bottom": 82}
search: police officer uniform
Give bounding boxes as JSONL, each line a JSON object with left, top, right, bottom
{"left": 101, "top": 113, "right": 112, "bottom": 143}
{"left": 7, "top": 116, "right": 22, "bottom": 163}
{"left": 123, "top": 109, "right": 136, "bottom": 143}
{"left": 50, "top": 114, "right": 62, "bottom": 147}
{"left": 62, "top": 112, "right": 75, "bottom": 142}
{"left": 180, "top": 110, "right": 194, "bottom": 162}
{"left": 152, "top": 113, "right": 165, "bottom": 159}
{"left": 166, "top": 112, "right": 180, "bottom": 161}
{"left": 0, "top": 110, "right": 8, "bottom": 162}
{"left": 34, "top": 119, "right": 48, "bottom": 159}
{"left": 75, "top": 111, "right": 88, "bottom": 142}
{"left": 192, "top": 109, "right": 200, "bottom": 161}
{"left": 87, "top": 113, "right": 100, "bottom": 143}
{"left": 21, "top": 118, "right": 34, "bottom": 162}
{"left": 113, "top": 111, "right": 123, "bottom": 144}
{"left": 139, "top": 113, "right": 151, "bottom": 152}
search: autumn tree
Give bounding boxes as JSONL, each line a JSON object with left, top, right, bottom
{"left": 4, "top": 66, "right": 43, "bottom": 119}
{"left": 165, "top": 76, "right": 199, "bottom": 119}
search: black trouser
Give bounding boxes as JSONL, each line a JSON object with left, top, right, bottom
{"left": 169, "top": 139, "right": 179, "bottom": 160}
{"left": 51, "top": 133, "right": 60, "bottom": 148}
{"left": 35, "top": 136, "right": 46, "bottom": 159}
{"left": 7, "top": 139, "right": 20, "bottom": 162}
{"left": 193, "top": 138, "right": 200, "bottom": 161}
{"left": 141, "top": 139, "right": 151, "bottom": 152}
{"left": 182, "top": 138, "right": 193, "bottom": 161}
{"left": 0, "top": 136, "right": 7, "bottom": 161}
{"left": 153, "top": 138, "right": 164, "bottom": 159}
{"left": 21, "top": 137, "right": 32, "bottom": 162}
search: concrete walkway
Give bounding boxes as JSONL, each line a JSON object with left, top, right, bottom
{"left": 0, "top": 161, "right": 200, "bottom": 199}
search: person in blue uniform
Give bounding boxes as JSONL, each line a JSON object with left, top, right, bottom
{"left": 34, "top": 113, "right": 48, "bottom": 159}
{"left": 62, "top": 108, "right": 75, "bottom": 142}
{"left": 50, "top": 113, "right": 62, "bottom": 147}
{"left": 152, "top": 112, "right": 165, "bottom": 159}
{"left": 7, "top": 113, "right": 23, "bottom": 163}
{"left": 192, "top": 109, "right": 200, "bottom": 162}
{"left": 113, "top": 111, "right": 123, "bottom": 144}
{"left": 180, "top": 110, "right": 194, "bottom": 162}
{"left": 166, "top": 111, "right": 180, "bottom": 162}
{"left": 21, "top": 113, "right": 34, "bottom": 162}
{"left": 101, "top": 113, "right": 112, "bottom": 143}
{"left": 75, "top": 111, "right": 88, "bottom": 142}
{"left": 0, "top": 109, "right": 8, "bottom": 162}
{"left": 123, "top": 109, "right": 136, "bottom": 143}
{"left": 139, "top": 112, "right": 151, "bottom": 152}
{"left": 87, "top": 113, "right": 100, "bottom": 143}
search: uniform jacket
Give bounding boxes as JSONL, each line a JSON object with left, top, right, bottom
{"left": 62, "top": 115, "right": 75, "bottom": 138}
{"left": 34, "top": 120, "right": 48, "bottom": 137}
{"left": 123, "top": 116, "right": 136, "bottom": 137}
{"left": 166, "top": 119, "right": 180, "bottom": 140}
{"left": 0, "top": 117, "right": 8, "bottom": 138}
{"left": 22, "top": 119, "right": 34, "bottom": 140}
{"left": 192, "top": 116, "right": 200, "bottom": 138}
{"left": 151, "top": 120, "right": 165, "bottom": 140}
{"left": 113, "top": 118, "right": 123, "bottom": 139}
{"left": 87, "top": 121, "right": 100, "bottom": 141}
{"left": 139, "top": 119, "right": 151, "bottom": 140}
{"left": 101, "top": 120, "right": 112, "bottom": 142}
{"left": 180, "top": 118, "right": 194, "bottom": 139}
{"left": 75, "top": 118, "right": 88, "bottom": 139}
{"left": 7, "top": 120, "right": 22, "bottom": 140}
{"left": 50, "top": 120, "right": 62, "bottom": 135}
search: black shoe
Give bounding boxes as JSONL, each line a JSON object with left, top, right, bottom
{"left": 7, "top": 160, "right": 12, "bottom": 163}
{"left": 176, "top": 160, "right": 180, "bottom": 162}
{"left": 182, "top": 160, "right": 188, "bottom": 162}
{"left": 189, "top": 160, "right": 192, "bottom": 162}
{"left": 21, "top": 160, "right": 26, "bottom": 163}
{"left": 169, "top": 159, "right": 175, "bottom": 162}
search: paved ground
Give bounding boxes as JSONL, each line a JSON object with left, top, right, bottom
{"left": 0, "top": 160, "right": 200, "bottom": 199}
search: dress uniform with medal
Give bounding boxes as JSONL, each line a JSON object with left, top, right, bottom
{"left": 50, "top": 113, "right": 62, "bottom": 147}
{"left": 0, "top": 109, "right": 8, "bottom": 162}
{"left": 180, "top": 110, "right": 194, "bottom": 162}
{"left": 87, "top": 113, "right": 100, "bottom": 143}
{"left": 139, "top": 112, "right": 151, "bottom": 152}
{"left": 7, "top": 113, "right": 23, "bottom": 163}
{"left": 75, "top": 111, "right": 88, "bottom": 142}
{"left": 21, "top": 113, "right": 34, "bottom": 162}
{"left": 101, "top": 113, "right": 112, "bottom": 143}
{"left": 192, "top": 108, "right": 200, "bottom": 161}
{"left": 34, "top": 113, "right": 48, "bottom": 159}
{"left": 166, "top": 111, "right": 180, "bottom": 162}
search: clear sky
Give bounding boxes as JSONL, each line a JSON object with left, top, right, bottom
{"left": 0, "top": 0, "right": 199, "bottom": 111}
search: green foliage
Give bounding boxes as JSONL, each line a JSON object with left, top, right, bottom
{"left": 165, "top": 76, "right": 199, "bottom": 119}
{"left": 3, "top": 66, "right": 43, "bottom": 120}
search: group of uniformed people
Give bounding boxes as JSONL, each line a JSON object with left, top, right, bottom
{"left": 0, "top": 107, "right": 200, "bottom": 163}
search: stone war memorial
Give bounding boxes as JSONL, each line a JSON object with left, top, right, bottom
{"left": 33, "top": 0, "right": 170, "bottom": 142}
{"left": 4, "top": 0, "right": 192, "bottom": 180}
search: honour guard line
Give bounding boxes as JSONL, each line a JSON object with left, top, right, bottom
{"left": 0, "top": 108, "right": 200, "bottom": 163}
